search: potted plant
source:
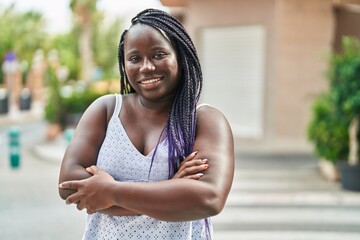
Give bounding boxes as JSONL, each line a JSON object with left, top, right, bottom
{"left": 330, "top": 36, "right": 360, "bottom": 191}
{"left": 307, "top": 36, "right": 360, "bottom": 187}
{"left": 307, "top": 93, "right": 349, "bottom": 181}
{"left": 60, "top": 84, "right": 103, "bottom": 128}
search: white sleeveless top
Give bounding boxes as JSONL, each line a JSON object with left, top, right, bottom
{"left": 82, "top": 94, "right": 212, "bottom": 240}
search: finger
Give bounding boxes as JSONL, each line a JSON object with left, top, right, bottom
{"left": 178, "top": 158, "right": 206, "bottom": 173}
{"left": 181, "top": 158, "right": 207, "bottom": 168}
{"left": 59, "top": 181, "right": 81, "bottom": 190}
{"left": 183, "top": 151, "right": 198, "bottom": 162}
{"left": 86, "top": 165, "right": 99, "bottom": 175}
{"left": 183, "top": 173, "right": 204, "bottom": 180}
{"left": 66, "top": 192, "right": 82, "bottom": 205}
{"left": 87, "top": 208, "right": 95, "bottom": 214}
{"left": 76, "top": 201, "right": 86, "bottom": 211}
{"left": 175, "top": 164, "right": 209, "bottom": 179}
{"left": 178, "top": 159, "right": 209, "bottom": 174}
{"left": 184, "top": 164, "right": 209, "bottom": 175}
{"left": 86, "top": 204, "right": 99, "bottom": 215}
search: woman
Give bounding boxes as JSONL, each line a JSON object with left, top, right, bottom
{"left": 59, "top": 8, "right": 234, "bottom": 240}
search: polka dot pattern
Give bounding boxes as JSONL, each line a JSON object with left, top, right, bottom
{"left": 82, "top": 94, "right": 212, "bottom": 240}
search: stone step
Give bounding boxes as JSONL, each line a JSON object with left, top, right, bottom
{"left": 225, "top": 190, "right": 360, "bottom": 207}
{"left": 231, "top": 180, "right": 338, "bottom": 191}
{"left": 213, "top": 207, "right": 360, "bottom": 227}
{"left": 213, "top": 231, "right": 360, "bottom": 240}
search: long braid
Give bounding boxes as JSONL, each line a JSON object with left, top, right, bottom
{"left": 117, "top": 9, "right": 211, "bottom": 238}
{"left": 118, "top": 9, "right": 202, "bottom": 172}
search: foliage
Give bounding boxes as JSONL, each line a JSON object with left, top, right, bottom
{"left": 307, "top": 93, "right": 349, "bottom": 163}
{"left": 329, "top": 37, "right": 360, "bottom": 120}
{"left": 0, "top": 5, "right": 47, "bottom": 66}
{"left": 44, "top": 67, "right": 62, "bottom": 124}
{"left": 308, "top": 36, "right": 360, "bottom": 164}
{"left": 60, "top": 86, "right": 103, "bottom": 114}
{"left": 45, "top": 1, "right": 121, "bottom": 81}
{"left": 1, "top": 2, "right": 121, "bottom": 128}
{"left": 49, "top": 31, "right": 81, "bottom": 80}
{"left": 45, "top": 71, "right": 103, "bottom": 127}
{"left": 92, "top": 17, "right": 121, "bottom": 80}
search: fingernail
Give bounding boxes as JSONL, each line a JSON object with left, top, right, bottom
{"left": 192, "top": 151, "right": 199, "bottom": 156}
{"left": 196, "top": 173, "right": 204, "bottom": 176}
{"left": 201, "top": 159, "right": 208, "bottom": 163}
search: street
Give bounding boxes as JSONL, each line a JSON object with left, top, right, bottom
{"left": 0, "top": 120, "right": 86, "bottom": 240}
{"left": 1, "top": 120, "right": 360, "bottom": 240}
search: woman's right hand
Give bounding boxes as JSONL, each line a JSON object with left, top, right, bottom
{"left": 172, "top": 151, "right": 209, "bottom": 180}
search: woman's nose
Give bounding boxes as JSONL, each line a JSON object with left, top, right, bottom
{"left": 140, "top": 58, "right": 155, "bottom": 72}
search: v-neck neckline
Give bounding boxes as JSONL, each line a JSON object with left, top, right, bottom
{"left": 116, "top": 118, "right": 167, "bottom": 158}
{"left": 114, "top": 94, "right": 167, "bottom": 158}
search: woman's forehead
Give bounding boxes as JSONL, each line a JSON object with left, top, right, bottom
{"left": 125, "top": 24, "right": 171, "bottom": 44}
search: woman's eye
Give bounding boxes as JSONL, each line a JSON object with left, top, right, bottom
{"left": 154, "top": 52, "right": 166, "bottom": 59}
{"left": 129, "top": 56, "right": 140, "bottom": 62}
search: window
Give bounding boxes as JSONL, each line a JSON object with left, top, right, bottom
{"left": 200, "top": 25, "right": 266, "bottom": 138}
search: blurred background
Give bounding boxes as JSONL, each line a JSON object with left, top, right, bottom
{"left": 1, "top": 0, "right": 360, "bottom": 239}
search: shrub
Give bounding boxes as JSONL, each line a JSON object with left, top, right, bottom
{"left": 307, "top": 93, "right": 349, "bottom": 163}
{"left": 308, "top": 36, "right": 360, "bottom": 164}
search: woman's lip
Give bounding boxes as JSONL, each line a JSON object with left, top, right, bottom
{"left": 138, "top": 77, "right": 163, "bottom": 89}
{"left": 139, "top": 77, "right": 161, "bottom": 85}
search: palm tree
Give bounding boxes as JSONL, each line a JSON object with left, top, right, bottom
{"left": 70, "top": 0, "right": 97, "bottom": 83}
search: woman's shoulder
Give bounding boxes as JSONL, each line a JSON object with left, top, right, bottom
{"left": 85, "top": 94, "right": 119, "bottom": 122}
{"left": 196, "top": 103, "right": 231, "bottom": 129}
{"left": 197, "top": 103, "right": 224, "bottom": 118}
{"left": 195, "top": 103, "right": 234, "bottom": 153}
{"left": 92, "top": 94, "right": 116, "bottom": 109}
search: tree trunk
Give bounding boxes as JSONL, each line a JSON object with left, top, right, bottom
{"left": 79, "top": 20, "right": 93, "bottom": 83}
{"left": 71, "top": 0, "right": 96, "bottom": 83}
{"left": 348, "top": 116, "right": 359, "bottom": 166}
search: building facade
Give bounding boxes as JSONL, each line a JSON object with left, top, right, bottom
{"left": 161, "top": 0, "right": 360, "bottom": 153}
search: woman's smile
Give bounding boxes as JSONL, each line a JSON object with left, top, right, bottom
{"left": 139, "top": 77, "right": 163, "bottom": 89}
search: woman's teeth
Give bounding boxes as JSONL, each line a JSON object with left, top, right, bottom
{"left": 141, "top": 78, "right": 160, "bottom": 84}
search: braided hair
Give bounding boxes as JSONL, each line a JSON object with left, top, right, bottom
{"left": 118, "top": 9, "right": 203, "bottom": 175}
{"left": 118, "top": 10, "right": 211, "bottom": 239}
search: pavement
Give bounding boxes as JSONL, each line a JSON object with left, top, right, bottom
{"left": 1, "top": 113, "right": 360, "bottom": 240}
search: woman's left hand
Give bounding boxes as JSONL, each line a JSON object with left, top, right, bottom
{"left": 172, "top": 151, "right": 209, "bottom": 180}
{"left": 59, "top": 166, "right": 116, "bottom": 214}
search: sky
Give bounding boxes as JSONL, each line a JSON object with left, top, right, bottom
{"left": 0, "top": 0, "right": 167, "bottom": 34}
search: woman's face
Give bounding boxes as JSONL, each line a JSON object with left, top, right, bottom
{"left": 124, "top": 24, "right": 180, "bottom": 102}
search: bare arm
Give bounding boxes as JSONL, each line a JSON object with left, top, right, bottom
{"left": 61, "top": 106, "right": 234, "bottom": 221}
{"left": 58, "top": 95, "right": 141, "bottom": 217}
{"left": 84, "top": 153, "right": 209, "bottom": 217}
{"left": 58, "top": 95, "right": 112, "bottom": 199}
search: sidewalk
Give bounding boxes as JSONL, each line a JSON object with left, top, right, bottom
{"left": 32, "top": 136, "right": 68, "bottom": 164}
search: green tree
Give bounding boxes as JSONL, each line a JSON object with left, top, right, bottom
{"left": 70, "top": 0, "right": 98, "bottom": 83}
{"left": 0, "top": 4, "right": 47, "bottom": 68}
{"left": 93, "top": 17, "right": 121, "bottom": 80}
{"left": 50, "top": 31, "right": 81, "bottom": 80}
